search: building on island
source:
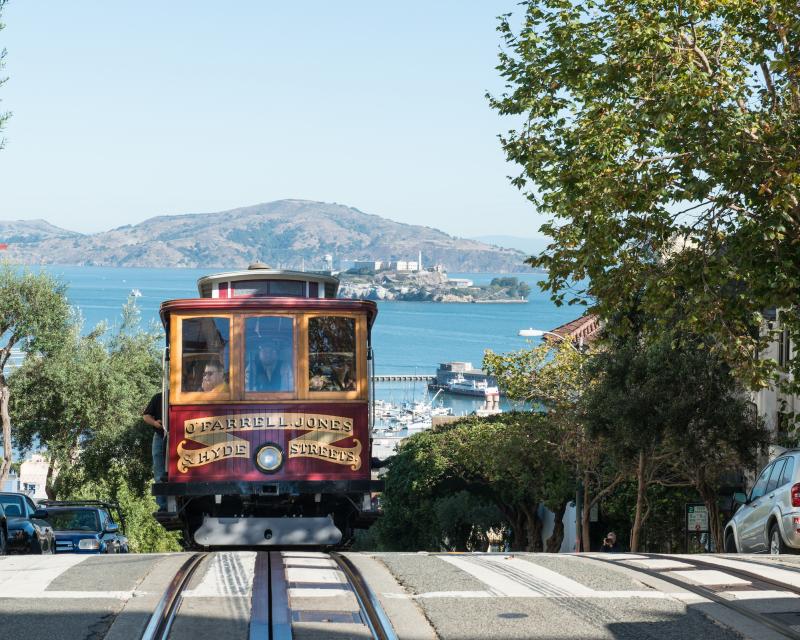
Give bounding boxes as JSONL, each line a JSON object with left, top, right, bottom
{"left": 353, "top": 260, "right": 383, "bottom": 272}
{"left": 447, "top": 278, "right": 473, "bottom": 288}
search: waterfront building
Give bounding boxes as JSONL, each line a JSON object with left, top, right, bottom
{"left": 430, "top": 362, "right": 498, "bottom": 393}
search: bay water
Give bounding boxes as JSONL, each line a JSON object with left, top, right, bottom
{"left": 42, "top": 266, "right": 580, "bottom": 413}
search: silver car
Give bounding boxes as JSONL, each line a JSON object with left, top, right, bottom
{"left": 725, "top": 452, "right": 800, "bottom": 554}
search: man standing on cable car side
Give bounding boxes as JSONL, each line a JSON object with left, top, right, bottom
{"left": 142, "top": 392, "right": 167, "bottom": 512}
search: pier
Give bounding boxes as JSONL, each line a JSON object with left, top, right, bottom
{"left": 372, "top": 374, "right": 435, "bottom": 382}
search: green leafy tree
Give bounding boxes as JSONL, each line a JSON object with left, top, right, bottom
{"left": 491, "top": 0, "right": 800, "bottom": 394}
{"left": 376, "top": 413, "right": 573, "bottom": 552}
{"left": 10, "top": 300, "right": 161, "bottom": 497}
{"left": 583, "top": 333, "right": 768, "bottom": 551}
{"left": 0, "top": 265, "right": 71, "bottom": 484}
{"left": 484, "top": 341, "right": 626, "bottom": 551}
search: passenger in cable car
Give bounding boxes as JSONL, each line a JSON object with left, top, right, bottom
{"left": 201, "top": 358, "right": 229, "bottom": 393}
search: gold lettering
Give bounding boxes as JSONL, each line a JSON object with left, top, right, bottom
{"left": 236, "top": 444, "right": 247, "bottom": 455}
{"left": 240, "top": 417, "right": 251, "bottom": 428}
{"left": 210, "top": 420, "right": 223, "bottom": 431}
{"left": 227, "top": 418, "right": 237, "bottom": 428}
{"left": 254, "top": 416, "right": 265, "bottom": 427}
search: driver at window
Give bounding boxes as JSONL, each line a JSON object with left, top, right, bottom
{"left": 202, "top": 359, "right": 229, "bottom": 393}
{"left": 251, "top": 342, "right": 290, "bottom": 391}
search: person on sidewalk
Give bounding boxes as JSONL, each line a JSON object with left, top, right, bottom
{"left": 601, "top": 531, "right": 620, "bottom": 552}
{"left": 142, "top": 392, "right": 167, "bottom": 512}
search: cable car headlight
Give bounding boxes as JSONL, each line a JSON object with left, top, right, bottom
{"left": 254, "top": 443, "right": 284, "bottom": 474}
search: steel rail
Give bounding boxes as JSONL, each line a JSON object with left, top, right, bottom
{"left": 141, "top": 552, "right": 208, "bottom": 640}
{"left": 580, "top": 554, "right": 800, "bottom": 640}
{"left": 646, "top": 552, "right": 800, "bottom": 597}
{"left": 330, "top": 552, "right": 397, "bottom": 640}
{"left": 269, "top": 551, "right": 293, "bottom": 640}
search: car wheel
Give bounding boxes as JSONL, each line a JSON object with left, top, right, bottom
{"left": 724, "top": 531, "right": 737, "bottom": 553}
{"left": 0, "top": 526, "right": 7, "bottom": 556}
{"left": 770, "top": 523, "right": 788, "bottom": 555}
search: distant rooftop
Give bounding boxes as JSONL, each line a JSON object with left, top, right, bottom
{"left": 546, "top": 314, "right": 602, "bottom": 345}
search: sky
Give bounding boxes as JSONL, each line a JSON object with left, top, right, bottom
{"left": 0, "top": 2, "right": 546, "bottom": 239}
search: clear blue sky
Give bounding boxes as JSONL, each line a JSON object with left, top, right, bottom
{"left": 0, "top": 1, "right": 544, "bottom": 238}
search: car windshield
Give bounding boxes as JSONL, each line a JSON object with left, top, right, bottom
{"left": 0, "top": 495, "right": 24, "bottom": 517}
{"left": 47, "top": 509, "right": 101, "bottom": 531}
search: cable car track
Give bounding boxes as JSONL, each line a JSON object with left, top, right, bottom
{"left": 141, "top": 551, "right": 396, "bottom": 640}
{"left": 581, "top": 553, "right": 800, "bottom": 640}
{"left": 141, "top": 552, "right": 209, "bottom": 640}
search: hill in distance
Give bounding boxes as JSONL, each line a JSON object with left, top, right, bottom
{"left": 1, "top": 200, "right": 528, "bottom": 273}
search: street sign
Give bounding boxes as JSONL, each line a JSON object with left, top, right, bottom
{"left": 686, "top": 504, "right": 709, "bottom": 532}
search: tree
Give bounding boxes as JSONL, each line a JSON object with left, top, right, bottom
{"left": 375, "top": 413, "right": 572, "bottom": 552}
{"left": 582, "top": 333, "right": 768, "bottom": 551}
{"left": 10, "top": 300, "right": 161, "bottom": 497}
{"left": 484, "top": 341, "right": 626, "bottom": 551}
{"left": 0, "top": 265, "right": 71, "bottom": 484}
{"left": 491, "top": 0, "right": 800, "bottom": 395}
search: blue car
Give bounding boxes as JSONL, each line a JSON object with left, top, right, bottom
{"left": 39, "top": 501, "right": 129, "bottom": 554}
{"left": 0, "top": 492, "right": 55, "bottom": 554}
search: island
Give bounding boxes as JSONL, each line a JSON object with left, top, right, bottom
{"left": 337, "top": 270, "right": 532, "bottom": 302}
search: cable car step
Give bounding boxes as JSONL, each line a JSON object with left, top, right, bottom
{"left": 193, "top": 515, "right": 342, "bottom": 546}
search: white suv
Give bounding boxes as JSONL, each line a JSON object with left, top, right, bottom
{"left": 725, "top": 452, "right": 800, "bottom": 554}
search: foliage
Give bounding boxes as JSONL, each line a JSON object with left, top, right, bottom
{"left": 489, "top": 277, "right": 532, "bottom": 299}
{"left": 0, "top": 264, "right": 72, "bottom": 483}
{"left": 484, "top": 340, "right": 625, "bottom": 551}
{"left": 582, "top": 331, "right": 769, "bottom": 549}
{"left": 491, "top": 0, "right": 800, "bottom": 395}
{"left": 10, "top": 299, "right": 162, "bottom": 498}
{"left": 375, "top": 412, "right": 573, "bottom": 551}
{"left": 602, "top": 482, "right": 702, "bottom": 553}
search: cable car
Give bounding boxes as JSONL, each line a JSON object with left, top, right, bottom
{"left": 153, "top": 264, "right": 380, "bottom": 547}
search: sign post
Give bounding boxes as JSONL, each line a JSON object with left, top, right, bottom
{"left": 686, "top": 503, "right": 711, "bottom": 553}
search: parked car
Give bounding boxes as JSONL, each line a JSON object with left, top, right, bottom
{"left": 0, "top": 492, "right": 55, "bottom": 554}
{"left": 0, "top": 502, "right": 7, "bottom": 555}
{"left": 38, "top": 501, "right": 129, "bottom": 554}
{"left": 725, "top": 451, "right": 800, "bottom": 554}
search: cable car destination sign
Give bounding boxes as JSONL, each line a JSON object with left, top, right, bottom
{"left": 176, "top": 412, "right": 362, "bottom": 472}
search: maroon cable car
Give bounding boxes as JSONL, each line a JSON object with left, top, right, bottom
{"left": 153, "top": 265, "right": 381, "bottom": 547}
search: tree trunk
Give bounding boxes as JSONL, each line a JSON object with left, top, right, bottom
{"left": 697, "top": 478, "right": 723, "bottom": 552}
{"left": 545, "top": 500, "right": 568, "bottom": 552}
{"left": 45, "top": 456, "right": 57, "bottom": 500}
{"left": 522, "top": 504, "right": 543, "bottom": 552}
{"left": 630, "top": 450, "right": 647, "bottom": 552}
{"left": 509, "top": 511, "right": 527, "bottom": 551}
{"left": 581, "top": 477, "right": 591, "bottom": 552}
{"left": 0, "top": 383, "right": 11, "bottom": 486}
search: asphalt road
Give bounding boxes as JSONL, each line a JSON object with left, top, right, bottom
{"left": 3, "top": 551, "right": 800, "bottom": 639}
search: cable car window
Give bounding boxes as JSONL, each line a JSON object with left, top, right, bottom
{"left": 232, "top": 280, "right": 305, "bottom": 297}
{"left": 245, "top": 317, "right": 294, "bottom": 393}
{"left": 181, "top": 317, "right": 230, "bottom": 393}
{"left": 308, "top": 317, "right": 356, "bottom": 392}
